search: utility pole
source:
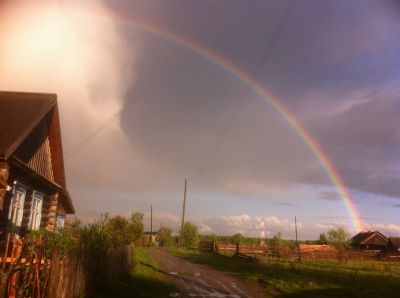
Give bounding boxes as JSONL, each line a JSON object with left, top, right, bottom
{"left": 295, "top": 216, "right": 301, "bottom": 262}
{"left": 150, "top": 204, "right": 153, "bottom": 245}
{"left": 179, "top": 178, "right": 188, "bottom": 248}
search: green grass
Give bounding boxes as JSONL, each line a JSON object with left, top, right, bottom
{"left": 104, "top": 247, "right": 177, "bottom": 298}
{"left": 170, "top": 248, "right": 400, "bottom": 297}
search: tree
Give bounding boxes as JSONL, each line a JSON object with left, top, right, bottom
{"left": 107, "top": 215, "right": 131, "bottom": 246}
{"left": 157, "top": 227, "right": 173, "bottom": 247}
{"left": 183, "top": 222, "right": 199, "bottom": 248}
{"left": 326, "top": 227, "right": 351, "bottom": 249}
{"left": 270, "top": 232, "right": 285, "bottom": 249}
{"left": 318, "top": 233, "right": 328, "bottom": 245}
{"left": 232, "top": 233, "right": 243, "bottom": 244}
{"left": 129, "top": 212, "right": 144, "bottom": 243}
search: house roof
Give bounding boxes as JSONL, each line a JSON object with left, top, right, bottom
{"left": 389, "top": 237, "right": 400, "bottom": 248}
{"left": 0, "top": 91, "right": 57, "bottom": 159}
{"left": 0, "top": 91, "right": 74, "bottom": 214}
{"left": 352, "top": 231, "right": 388, "bottom": 245}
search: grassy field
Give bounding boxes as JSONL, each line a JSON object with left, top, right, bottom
{"left": 170, "top": 248, "right": 400, "bottom": 297}
{"left": 106, "top": 247, "right": 177, "bottom": 298}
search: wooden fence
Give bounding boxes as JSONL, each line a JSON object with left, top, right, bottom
{"left": 199, "top": 241, "right": 400, "bottom": 263}
{"left": 0, "top": 235, "right": 134, "bottom": 298}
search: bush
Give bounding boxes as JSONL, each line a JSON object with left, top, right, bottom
{"left": 327, "top": 227, "right": 351, "bottom": 249}
{"left": 183, "top": 222, "right": 199, "bottom": 248}
{"left": 157, "top": 227, "right": 173, "bottom": 247}
{"left": 270, "top": 232, "right": 286, "bottom": 249}
{"left": 28, "top": 212, "right": 144, "bottom": 296}
{"left": 232, "top": 233, "right": 243, "bottom": 244}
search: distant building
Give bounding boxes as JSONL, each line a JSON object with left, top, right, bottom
{"left": 352, "top": 231, "right": 388, "bottom": 250}
{"left": 0, "top": 91, "right": 74, "bottom": 240}
{"left": 387, "top": 237, "right": 400, "bottom": 253}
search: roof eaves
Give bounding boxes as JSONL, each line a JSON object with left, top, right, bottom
{"left": 9, "top": 156, "right": 63, "bottom": 190}
{"left": 3, "top": 92, "right": 57, "bottom": 160}
{"left": 361, "top": 231, "right": 388, "bottom": 244}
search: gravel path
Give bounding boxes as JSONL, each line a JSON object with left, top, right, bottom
{"left": 148, "top": 248, "right": 266, "bottom": 298}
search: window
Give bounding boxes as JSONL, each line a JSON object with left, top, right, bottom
{"left": 8, "top": 185, "right": 26, "bottom": 233}
{"left": 56, "top": 214, "right": 65, "bottom": 229}
{"left": 29, "top": 191, "right": 43, "bottom": 230}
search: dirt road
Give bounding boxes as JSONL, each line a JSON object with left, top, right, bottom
{"left": 148, "top": 248, "right": 266, "bottom": 298}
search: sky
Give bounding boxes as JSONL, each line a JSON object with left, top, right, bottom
{"left": 0, "top": 0, "right": 399, "bottom": 239}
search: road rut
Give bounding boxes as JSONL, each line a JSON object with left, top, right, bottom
{"left": 148, "top": 248, "right": 266, "bottom": 298}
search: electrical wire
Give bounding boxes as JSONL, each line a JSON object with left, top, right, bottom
{"left": 63, "top": 2, "right": 222, "bottom": 160}
{"left": 192, "top": 0, "right": 296, "bottom": 178}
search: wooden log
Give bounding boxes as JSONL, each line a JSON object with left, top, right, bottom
{"left": 0, "top": 162, "right": 9, "bottom": 211}
{"left": 47, "top": 218, "right": 56, "bottom": 225}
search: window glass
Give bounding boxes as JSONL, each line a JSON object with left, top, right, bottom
{"left": 8, "top": 185, "right": 26, "bottom": 227}
{"left": 29, "top": 191, "right": 44, "bottom": 230}
{"left": 56, "top": 214, "right": 65, "bottom": 229}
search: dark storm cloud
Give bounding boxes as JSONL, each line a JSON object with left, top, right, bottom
{"left": 112, "top": 0, "right": 400, "bottom": 201}
{"left": 309, "top": 90, "right": 400, "bottom": 198}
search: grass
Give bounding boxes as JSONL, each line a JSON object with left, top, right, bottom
{"left": 170, "top": 248, "right": 400, "bottom": 297}
{"left": 105, "top": 247, "right": 177, "bottom": 298}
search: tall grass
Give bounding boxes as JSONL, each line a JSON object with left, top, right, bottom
{"left": 171, "top": 248, "right": 400, "bottom": 297}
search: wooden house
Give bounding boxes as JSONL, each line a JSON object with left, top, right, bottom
{"left": 142, "top": 231, "right": 157, "bottom": 246}
{"left": 387, "top": 237, "right": 400, "bottom": 253}
{"left": 351, "top": 231, "right": 388, "bottom": 250}
{"left": 0, "top": 91, "right": 74, "bottom": 239}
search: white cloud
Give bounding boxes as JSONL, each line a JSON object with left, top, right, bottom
{"left": 0, "top": 0, "right": 143, "bottom": 201}
{"left": 364, "top": 223, "right": 400, "bottom": 237}
{"left": 0, "top": 1, "right": 138, "bottom": 136}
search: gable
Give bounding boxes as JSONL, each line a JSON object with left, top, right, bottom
{"left": 389, "top": 238, "right": 400, "bottom": 248}
{"left": 0, "top": 91, "right": 73, "bottom": 213}
{"left": 14, "top": 115, "right": 55, "bottom": 183}
{"left": 364, "top": 234, "right": 388, "bottom": 246}
{"left": 0, "top": 91, "right": 56, "bottom": 159}
{"left": 0, "top": 91, "right": 66, "bottom": 188}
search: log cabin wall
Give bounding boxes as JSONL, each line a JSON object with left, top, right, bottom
{"left": 45, "top": 194, "right": 58, "bottom": 231}
{"left": 0, "top": 162, "right": 9, "bottom": 211}
{"left": 0, "top": 191, "right": 12, "bottom": 240}
{"left": 21, "top": 189, "right": 33, "bottom": 232}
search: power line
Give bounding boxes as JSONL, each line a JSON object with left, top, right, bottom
{"left": 63, "top": 2, "right": 222, "bottom": 160}
{"left": 65, "top": 110, "right": 122, "bottom": 159}
{"left": 192, "top": 0, "right": 296, "bottom": 177}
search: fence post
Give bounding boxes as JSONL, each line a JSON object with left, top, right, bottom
{"left": 48, "top": 249, "right": 60, "bottom": 298}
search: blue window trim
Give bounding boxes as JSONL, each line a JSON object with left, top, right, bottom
{"left": 29, "top": 191, "right": 44, "bottom": 230}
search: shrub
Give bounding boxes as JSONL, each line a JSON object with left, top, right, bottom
{"left": 327, "top": 227, "right": 351, "bottom": 249}
{"left": 183, "top": 222, "right": 199, "bottom": 248}
{"left": 157, "top": 227, "right": 173, "bottom": 247}
{"left": 232, "top": 233, "right": 243, "bottom": 244}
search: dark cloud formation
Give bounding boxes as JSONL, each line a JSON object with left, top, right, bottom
{"left": 2, "top": 0, "right": 399, "bottom": 237}
{"left": 310, "top": 90, "right": 400, "bottom": 198}
{"left": 115, "top": 0, "right": 400, "bottom": 202}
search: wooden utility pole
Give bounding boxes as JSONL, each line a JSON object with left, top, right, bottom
{"left": 179, "top": 178, "right": 188, "bottom": 248}
{"left": 150, "top": 205, "right": 153, "bottom": 244}
{"left": 295, "top": 216, "right": 301, "bottom": 262}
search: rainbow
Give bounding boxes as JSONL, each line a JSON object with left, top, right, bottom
{"left": 66, "top": 5, "right": 364, "bottom": 232}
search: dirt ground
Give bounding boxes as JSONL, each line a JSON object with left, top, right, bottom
{"left": 148, "top": 248, "right": 267, "bottom": 298}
